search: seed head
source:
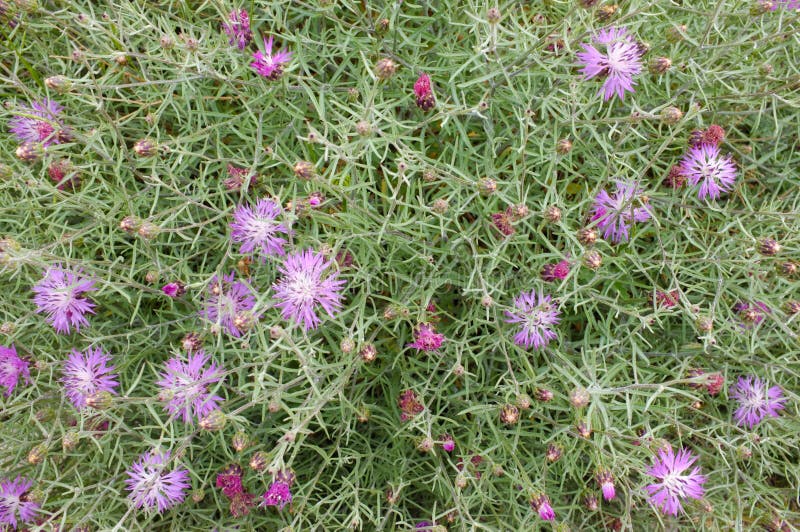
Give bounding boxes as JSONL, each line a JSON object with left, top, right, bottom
{"left": 375, "top": 58, "right": 397, "bottom": 79}
{"left": 500, "top": 403, "right": 520, "bottom": 425}
{"left": 649, "top": 57, "right": 672, "bottom": 75}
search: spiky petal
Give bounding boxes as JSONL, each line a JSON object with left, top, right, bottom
{"left": 644, "top": 446, "right": 707, "bottom": 516}
{"left": 407, "top": 323, "right": 445, "bottom": 352}
{"left": 199, "top": 272, "right": 258, "bottom": 337}
{"left": 590, "top": 180, "right": 652, "bottom": 244}
{"left": 577, "top": 27, "right": 643, "bottom": 101}
{"left": 729, "top": 375, "right": 786, "bottom": 429}
{"left": 0, "top": 476, "right": 39, "bottom": 529}
{"left": 0, "top": 344, "right": 30, "bottom": 397}
{"left": 221, "top": 9, "right": 252, "bottom": 50}
{"left": 8, "top": 99, "right": 71, "bottom": 146}
{"left": 230, "top": 198, "right": 289, "bottom": 259}
{"left": 262, "top": 481, "right": 292, "bottom": 510}
{"left": 680, "top": 143, "right": 738, "bottom": 200}
{"left": 157, "top": 351, "right": 224, "bottom": 424}
{"left": 125, "top": 449, "right": 190, "bottom": 513}
{"left": 61, "top": 346, "right": 119, "bottom": 409}
{"left": 251, "top": 36, "right": 292, "bottom": 80}
{"left": 504, "top": 290, "right": 561, "bottom": 350}
{"left": 32, "top": 265, "right": 97, "bottom": 334}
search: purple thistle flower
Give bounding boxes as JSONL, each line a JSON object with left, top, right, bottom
{"left": 221, "top": 9, "right": 253, "bottom": 50}
{"left": 680, "top": 143, "right": 738, "bottom": 200}
{"left": 577, "top": 27, "right": 643, "bottom": 101}
{"left": 272, "top": 249, "right": 346, "bottom": 331}
{"left": 0, "top": 476, "right": 39, "bottom": 529}
{"left": 505, "top": 290, "right": 560, "bottom": 350}
{"left": 644, "top": 446, "right": 707, "bottom": 516}
{"left": 125, "top": 449, "right": 190, "bottom": 513}
{"left": 61, "top": 346, "right": 119, "bottom": 409}
{"left": 596, "top": 469, "right": 616, "bottom": 501}
{"left": 590, "top": 181, "right": 652, "bottom": 244}
{"left": 162, "top": 282, "right": 185, "bottom": 298}
{"left": 262, "top": 481, "right": 292, "bottom": 510}
{"left": 0, "top": 344, "right": 30, "bottom": 397}
{"left": 729, "top": 375, "right": 786, "bottom": 429}
{"left": 8, "top": 99, "right": 71, "bottom": 147}
{"left": 251, "top": 36, "right": 292, "bottom": 80}
{"left": 530, "top": 493, "right": 555, "bottom": 521}
{"left": 407, "top": 323, "right": 445, "bottom": 352}
{"left": 230, "top": 198, "right": 289, "bottom": 259}
{"left": 199, "top": 272, "right": 258, "bottom": 337}
{"left": 32, "top": 265, "right": 97, "bottom": 334}
{"left": 157, "top": 351, "right": 224, "bottom": 424}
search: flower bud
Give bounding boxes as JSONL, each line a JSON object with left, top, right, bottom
{"left": 695, "top": 315, "right": 713, "bottom": 333}
{"left": 162, "top": 282, "right": 185, "bottom": 298}
{"left": 516, "top": 393, "right": 532, "bottom": 410}
{"left": 575, "top": 420, "right": 592, "bottom": 439}
{"left": 499, "top": 404, "right": 520, "bottom": 425}
{"left": 577, "top": 227, "right": 597, "bottom": 246}
{"left": 133, "top": 138, "right": 157, "bottom": 157}
{"left": 596, "top": 4, "right": 618, "bottom": 21}
{"left": 160, "top": 35, "right": 175, "bottom": 49}
{"left": 293, "top": 160, "right": 314, "bottom": 180}
{"left": 45, "top": 75, "right": 72, "bottom": 93}
{"left": 477, "top": 177, "right": 497, "bottom": 196}
{"left": 191, "top": 489, "right": 205, "bottom": 503}
{"left": 249, "top": 451, "right": 268, "bottom": 471}
{"left": 440, "top": 434, "right": 455, "bottom": 452}
{"left": 480, "top": 294, "right": 494, "bottom": 307}
{"left": 534, "top": 388, "right": 554, "bottom": 402}
{"left": 784, "top": 300, "right": 800, "bottom": 315}
{"left": 28, "top": 443, "right": 48, "bottom": 465}
{"left": 62, "top": 430, "right": 80, "bottom": 451}
{"left": 758, "top": 238, "right": 781, "bottom": 256}
{"left": 86, "top": 391, "right": 114, "bottom": 410}
{"left": 340, "top": 337, "right": 355, "bottom": 354}
{"left": 431, "top": 198, "right": 449, "bottom": 214}
{"left": 355, "top": 120, "right": 372, "bottom": 136}
{"left": 359, "top": 343, "right": 377, "bottom": 362}
{"left": 583, "top": 250, "right": 603, "bottom": 270}
{"left": 544, "top": 205, "right": 562, "bottom": 223}
{"left": 375, "top": 58, "right": 397, "bottom": 79}
{"left": 486, "top": 7, "right": 501, "bottom": 23}
{"left": 779, "top": 261, "right": 798, "bottom": 277}
{"left": 649, "top": 57, "right": 672, "bottom": 75}
{"left": 375, "top": 18, "right": 390, "bottom": 36}
{"left": 417, "top": 437, "right": 434, "bottom": 453}
{"left": 660, "top": 106, "right": 683, "bottom": 125}
{"left": 556, "top": 138, "right": 572, "bottom": 154}
{"left": 584, "top": 494, "right": 599, "bottom": 511}
{"left": 569, "top": 387, "right": 590, "bottom": 409}
{"left": 119, "top": 215, "right": 141, "bottom": 234}
{"left": 545, "top": 443, "right": 562, "bottom": 462}
{"left": 137, "top": 221, "right": 160, "bottom": 240}
{"left": 144, "top": 270, "right": 160, "bottom": 284}
{"left": 16, "top": 142, "right": 42, "bottom": 162}
{"left": 199, "top": 410, "right": 226, "bottom": 431}
{"left": 455, "top": 474, "right": 468, "bottom": 489}
{"left": 666, "top": 25, "right": 687, "bottom": 44}
{"left": 231, "top": 431, "right": 249, "bottom": 452}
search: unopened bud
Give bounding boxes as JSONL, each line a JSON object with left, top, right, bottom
{"left": 577, "top": 227, "right": 597, "bottom": 245}
{"left": 62, "top": 430, "right": 80, "bottom": 451}
{"left": 16, "top": 142, "right": 42, "bottom": 162}
{"left": 231, "top": 431, "right": 249, "bottom": 453}
{"left": 417, "top": 437, "right": 434, "bottom": 453}
{"left": 191, "top": 489, "right": 205, "bottom": 503}
{"left": 359, "top": 343, "right": 377, "bottom": 362}
{"left": 199, "top": 410, "right": 226, "bottom": 431}
{"left": 569, "top": 387, "right": 590, "bottom": 409}
{"left": 486, "top": 7, "right": 501, "bottom": 23}
{"left": 293, "top": 160, "right": 314, "bottom": 180}
{"left": 649, "top": 57, "right": 672, "bottom": 75}
{"left": 544, "top": 205, "right": 562, "bottom": 223}
{"left": 45, "top": 75, "right": 72, "bottom": 93}
{"left": 556, "top": 138, "right": 572, "bottom": 154}
{"left": 583, "top": 250, "right": 603, "bottom": 270}
{"left": 758, "top": 238, "right": 781, "bottom": 256}
{"left": 666, "top": 25, "right": 687, "bottom": 44}
{"left": 660, "top": 106, "right": 683, "bottom": 125}
{"left": 375, "top": 58, "right": 397, "bottom": 79}
{"left": 695, "top": 316, "right": 713, "bottom": 333}
{"left": 516, "top": 393, "right": 532, "bottom": 410}
{"left": 545, "top": 443, "right": 562, "bottom": 462}
{"left": 779, "top": 261, "right": 798, "bottom": 277}
{"left": 355, "top": 120, "right": 372, "bottom": 136}
{"left": 119, "top": 215, "right": 141, "bottom": 234}
{"left": 477, "top": 177, "right": 497, "bottom": 196}
{"left": 575, "top": 420, "right": 592, "bottom": 439}
{"left": 137, "top": 221, "right": 160, "bottom": 240}
{"left": 28, "top": 443, "right": 48, "bottom": 465}
{"left": 86, "top": 391, "right": 114, "bottom": 410}
{"left": 596, "top": 4, "right": 618, "bottom": 21}
{"left": 133, "top": 138, "right": 157, "bottom": 157}
{"left": 340, "top": 337, "right": 356, "bottom": 354}
{"left": 499, "top": 404, "right": 520, "bottom": 425}
{"left": 534, "top": 388, "right": 554, "bottom": 402}
{"left": 431, "top": 198, "right": 449, "bottom": 214}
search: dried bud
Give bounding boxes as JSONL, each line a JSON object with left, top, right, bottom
{"left": 534, "top": 388, "right": 554, "bottom": 402}
{"left": 375, "top": 58, "right": 397, "bottom": 79}
{"left": 758, "top": 238, "right": 781, "bottom": 256}
{"left": 500, "top": 404, "right": 520, "bottom": 425}
{"left": 86, "top": 391, "right": 114, "bottom": 410}
{"left": 596, "top": 4, "right": 618, "bottom": 21}
{"left": 584, "top": 494, "right": 599, "bottom": 511}
{"left": 359, "top": 343, "right": 377, "bottom": 362}
{"left": 545, "top": 205, "right": 562, "bottom": 223}
{"left": 486, "top": 7, "right": 501, "bottom": 23}
{"left": 569, "top": 387, "right": 591, "bottom": 409}
{"left": 137, "top": 221, "right": 160, "bottom": 240}
{"left": 666, "top": 24, "right": 687, "bottom": 44}
{"left": 28, "top": 444, "right": 48, "bottom": 465}
{"left": 583, "top": 250, "right": 603, "bottom": 270}
{"left": 431, "top": 198, "right": 449, "bottom": 214}
{"left": 62, "top": 430, "right": 80, "bottom": 451}
{"left": 784, "top": 300, "right": 800, "bottom": 315}
{"left": 556, "top": 138, "right": 572, "bottom": 154}
{"left": 491, "top": 212, "right": 515, "bottom": 236}
{"left": 649, "top": 57, "right": 672, "bottom": 75}
{"left": 133, "top": 138, "right": 157, "bottom": 157}
{"left": 660, "top": 106, "right": 683, "bottom": 125}
{"left": 199, "top": 410, "right": 226, "bottom": 431}
{"left": 119, "top": 216, "right": 140, "bottom": 234}
{"left": 293, "top": 160, "right": 315, "bottom": 180}
{"left": 16, "top": 142, "right": 42, "bottom": 162}
{"left": 477, "top": 177, "right": 497, "bottom": 196}
{"left": 180, "top": 332, "right": 202, "bottom": 353}
{"left": 160, "top": 35, "right": 175, "bottom": 49}
{"left": 545, "top": 443, "right": 562, "bottom": 462}
{"left": 44, "top": 75, "right": 72, "bottom": 93}
{"left": 340, "top": 337, "right": 356, "bottom": 354}
{"left": 231, "top": 431, "right": 249, "bottom": 452}
{"left": 507, "top": 203, "right": 529, "bottom": 221}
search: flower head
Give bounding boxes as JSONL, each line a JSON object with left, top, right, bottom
{"left": 32, "top": 265, "right": 97, "bottom": 334}
{"left": 230, "top": 198, "right": 289, "bottom": 259}
{"left": 407, "top": 323, "right": 445, "bottom": 352}
{"left": 0, "top": 476, "right": 39, "bottom": 529}
{"left": 157, "top": 351, "right": 224, "bottom": 424}
{"left": 199, "top": 272, "right": 258, "bottom": 337}
{"left": 262, "top": 481, "right": 292, "bottom": 510}
{"left": 413, "top": 73, "right": 436, "bottom": 111}
{"left": 8, "top": 99, "right": 70, "bottom": 146}
{"left": 729, "top": 375, "right": 786, "bottom": 429}
{"left": 125, "top": 449, "right": 190, "bottom": 513}
{"left": 645, "top": 446, "right": 707, "bottom": 516}
{"left": 272, "top": 249, "right": 346, "bottom": 331}
{"left": 61, "top": 346, "right": 119, "bottom": 409}
{"left": 162, "top": 282, "right": 185, "bottom": 298}
{"left": 222, "top": 9, "right": 252, "bottom": 50}
{"left": 590, "top": 181, "right": 652, "bottom": 243}
{"left": 577, "top": 27, "right": 643, "bottom": 101}
{"left": 251, "top": 36, "right": 292, "bottom": 80}
{"left": 540, "top": 259, "right": 570, "bottom": 282}
{"left": 596, "top": 469, "right": 616, "bottom": 501}
{"left": 680, "top": 143, "right": 738, "bottom": 200}
{"left": 505, "top": 290, "right": 560, "bottom": 350}
{"left": 0, "top": 344, "right": 30, "bottom": 396}
{"left": 216, "top": 464, "right": 245, "bottom": 498}
{"left": 398, "top": 389, "right": 424, "bottom": 421}
{"left": 530, "top": 493, "right": 555, "bottom": 521}
{"left": 224, "top": 164, "right": 256, "bottom": 192}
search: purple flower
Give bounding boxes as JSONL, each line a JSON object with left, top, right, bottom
{"left": 440, "top": 434, "right": 455, "bottom": 452}
{"left": 0, "top": 344, "right": 30, "bottom": 396}
{"left": 577, "top": 27, "right": 643, "bottom": 101}
{"left": 251, "top": 36, "right": 292, "bottom": 80}
{"left": 530, "top": 493, "right": 555, "bottom": 521}
{"left": 734, "top": 300, "right": 770, "bottom": 327}
{"left": 262, "top": 481, "right": 292, "bottom": 510}
{"left": 729, "top": 375, "right": 786, "bottom": 429}
{"left": 0, "top": 476, "right": 39, "bottom": 529}
{"left": 157, "top": 351, "right": 224, "bottom": 424}
{"left": 32, "top": 265, "right": 97, "bottom": 334}
{"left": 596, "top": 469, "right": 616, "bottom": 501}
{"left": 407, "top": 323, "right": 445, "bottom": 352}
{"left": 162, "top": 282, "right": 185, "bottom": 298}
{"left": 272, "top": 249, "right": 346, "bottom": 331}
{"left": 199, "top": 272, "right": 258, "bottom": 337}
{"left": 680, "top": 143, "right": 738, "bottom": 200}
{"left": 230, "top": 198, "right": 289, "bottom": 259}
{"left": 772, "top": 0, "right": 800, "bottom": 9}
{"left": 8, "top": 99, "right": 70, "bottom": 146}
{"left": 644, "top": 446, "right": 706, "bottom": 516}
{"left": 61, "top": 346, "right": 119, "bottom": 409}
{"left": 590, "top": 181, "right": 652, "bottom": 243}
{"left": 413, "top": 73, "right": 436, "bottom": 111}
{"left": 505, "top": 290, "right": 560, "bottom": 350}
{"left": 125, "top": 449, "right": 190, "bottom": 513}
{"left": 221, "top": 9, "right": 252, "bottom": 50}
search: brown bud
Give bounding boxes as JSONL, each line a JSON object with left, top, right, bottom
{"left": 649, "top": 57, "right": 672, "bottom": 75}
{"left": 569, "top": 387, "right": 590, "bottom": 409}
{"left": 516, "top": 393, "right": 532, "bottom": 410}
{"left": 660, "top": 106, "right": 683, "bottom": 125}
{"left": 375, "top": 58, "right": 397, "bottom": 79}
{"left": 556, "top": 138, "right": 572, "bottom": 154}
{"left": 133, "top": 138, "right": 157, "bottom": 157}
{"left": 583, "top": 250, "right": 603, "bottom": 270}
{"left": 293, "top": 160, "right": 315, "bottom": 180}
{"left": 232, "top": 431, "right": 249, "bottom": 452}
{"left": 534, "top": 388, "right": 554, "bottom": 402}
{"left": 779, "top": 261, "right": 798, "bottom": 277}
{"left": 16, "top": 142, "right": 42, "bottom": 162}
{"left": 575, "top": 421, "right": 592, "bottom": 439}
{"left": 577, "top": 227, "right": 597, "bottom": 245}
{"left": 758, "top": 238, "right": 781, "bottom": 256}
{"left": 340, "top": 337, "right": 356, "bottom": 354}
{"left": 596, "top": 4, "right": 618, "bottom": 21}
{"left": 477, "top": 177, "right": 497, "bottom": 196}
{"left": 199, "top": 410, "right": 226, "bottom": 431}
{"left": 784, "top": 300, "right": 800, "bottom": 315}
{"left": 545, "top": 205, "right": 562, "bottom": 223}
{"left": 545, "top": 443, "right": 562, "bottom": 462}
{"left": 28, "top": 443, "right": 48, "bottom": 465}
{"left": 499, "top": 404, "right": 520, "bottom": 425}
{"left": 250, "top": 451, "right": 268, "bottom": 472}
{"left": 360, "top": 343, "right": 377, "bottom": 362}
{"left": 119, "top": 216, "right": 141, "bottom": 234}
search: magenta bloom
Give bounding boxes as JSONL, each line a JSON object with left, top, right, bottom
{"left": 407, "top": 323, "right": 445, "bottom": 352}
{"left": 230, "top": 198, "right": 289, "bottom": 259}
{"left": 505, "top": 290, "right": 560, "bottom": 350}
{"left": 8, "top": 99, "right": 70, "bottom": 146}
{"left": 157, "top": 351, "right": 224, "bottom": 424}
{"left": 0, "top": 344, "right": 30, "bottom": 397}
{"left": 32, "top": 265, "right": 97, "bottom": 334}
{"left": 540, "top": 259, "right": 570, "bottom": 282}
{"left": 216, "top": 464, "right": 245, "bottom": 498}
{"left": 61, "top": 346, "right": 119, "bottom": 409}
{"left": 440, "top": 434, "right": 455, "bottom": 452}
{"left": 729, "top": 375, "right": 786, "bottom": 429}
{"left": 262, "top": 481, "right": 292, "bottom": 510}
{"left": 597, "top": 469, "right": 616, "bottom": 501}
{"left": 125, "top": 449, "right": 190, "bottom": 513}
{"left": 162, "top": 282, "right": 185, "bottom": 298}
{"left": 413, "top": 73, "right": 436, "bottom": 111}
{"left": 199, "top": 272, "right": 258, "bottom": 337}
{"left": 272, "top": 249, "right": 346, "bottom": 331}
{"left": 680, "top": 143, "right": 738, "bottom": 200}
{"left": 221, "top": 9, "right": 252, "bottom": 50}
{"left": 645, "top": 446, "right": 707, "bottom": 516}
{"left": 251, "top": 36, "right": 292, "bottom": 80}
{"left": 577, "top": 27, "right": 643, "bottom": 101}
{"left": 590, "top": 181, "right": 652, "bottom": 243}
{"left": 0, "top": 476, "right": 39, "bottom": 529}
{"left": 530, "top": 493, "right": 555, "bottom": 521}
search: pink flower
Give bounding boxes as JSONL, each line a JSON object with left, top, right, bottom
{"left": 262, "top": 481, "right": 292, "bottom": 510}
{"left": 221, "top": 9, "right": 252, "bottom": 50}
{"left": 440, "top": 434, "right": 455, "bottom": 452}
{"left": 162, "top": 282, "right": 185, "bottom": 298}
{"left": 540, "top": 260, "right": 570, "bottom": 282}
{"left": 530, "top": 493, "right": 555, "bottom": 521}
{"left": 61, "top": 346, "right": 118, "bottom": 409}
{"left": 8, "top": 99, "right": 71, "bottom": 146}
{"left": 251, "top": 36, "right": 292, "bottom": 80}
{"left": 230, "top": 198, "right": 289, "bottom": 259}
{"left": 398, "top": 389, "right": 424, "bottom": 421}
{"left": 680, "top": 143, "right": 738, "bottom": 201}
{"left": 577, "top": 27, "right": 643, "bottom": 101}
{"left": 0, "top": 476, "right": 39, "bottom": 529}
{"left": 505, "top": 290, "right": 560, "bottom": 350}
{"left": 199, "top": 272, "right": 258, "bottom": 337}
{"left": 0, "top": 344, "right": 30, "bottom": 396}
{"left": 125, "top": 449, "right": 189, "bottom": 513}
{"left": 596, "top": 469, "right": 616, "bottom": 501}
{"left": 413, "top": 73, "right": 435, "bottom": 111}
{"left": 157, "top": 351, "right": 224, "bottom": 424}
{"left": 590, "top": 180, "right": 652, "bottom": 244}
{"left": 645, "top": 446, "right": 706, "bottom": 516}
{"left": 729, "top": 375, "right": 786, "bottom": 429}
{"left": 407, "top": 323, "right": 445, "bottom": 352}
{"left": 32, "top": 265, "right": 97, "bottom": 334}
